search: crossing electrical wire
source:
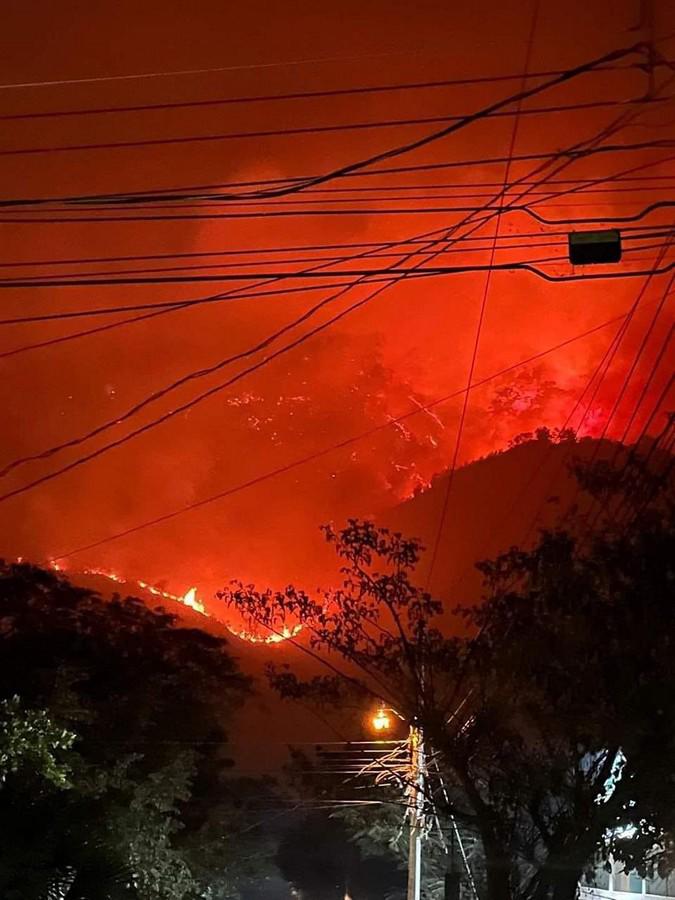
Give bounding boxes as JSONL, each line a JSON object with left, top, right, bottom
{"left": 3, "top": 139, "right": 673, "bottom": 208}
{"left": 0, "top": 205, "right": 487, "bottom": 492}
{"left": 3, "top": 40, "right": 672, "bottom": 548}
{"left": 577, "top": 282, "right": 674, "bottom": 538}
{"left": 11, "top": 194, "right": 675, "bottom": 216}
{"left": 2, "top": 253, "right": 657, "bottom": 502}
{"left": 451, "top": 288, "right": 670, "bottom": 594}
{"left": 608, "top": 397, "right": 675, "bottom": 528}
{"left": 0, "top": 61, "right": 658, "bottom": 121}
{"left": 0, "top": 305, "right": 195, "bottom": 361}
{"left": 425, "top": 0, "right": 540, "bottom": 591}
{"left": 1, "top": 238, "right": 668, "bottom": 288}
{"left": 6, "top": 178, "right": 675, "bottom": 217}
{"left": 0, "top": 96, "right": 668, "bottom": 159}
{"left": 0, "top": 47, "right": 473, "bottom": 90}
{"left": 3, "top": 61, "right": 670, "bottom": 497}
{"left": 45, "top": 310, "right": 641, "bottom": 561}
{"left": 616, "top": 323, "right": 674, "bottom": 447}
{"left": 5, "top": 196, "right": 674, "bottom": 226}
{"left": 32, "top": 79, "right": 673, "bottom": 548}
{"left": 1, "top": 254, "right": 674, "bottom": 292}
{"left": 0, "top": 223, "right": 668, "bottom": 271}
{"left": 430, "top": 69, "right": 675, "bottom": 579}
{"left": 3, "top": 256, "right": 675, "bottom": 332}
{"left": 66, "top": 41, "right": 647, "bottom": 202}
{"left": 2, "top": 108, "right": 672, "bottom": 500}
{"left": 508, "top": 238, "right": 675, "bottom": 552}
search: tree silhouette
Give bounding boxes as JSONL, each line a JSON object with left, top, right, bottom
{"left": 0, "top": 562, "right": 252, "bottom": 899}
{"left": 219, "top": 444, "right": 675, "bottom": 900}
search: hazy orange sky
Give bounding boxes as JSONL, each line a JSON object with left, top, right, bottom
{"left": 1, "top": 0, "right": 673, "bottom": 605}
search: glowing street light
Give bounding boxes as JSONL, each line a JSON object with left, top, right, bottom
{"left": 364, "top": 699, "right": 477, "bottom": 900}
{"left": 370, "top": 704, "right": 393, "bottom": 733}
{"left": 366, "top": 702, "right": 425, "bottom": 900}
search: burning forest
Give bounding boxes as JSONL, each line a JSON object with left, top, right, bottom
{"left": 0, "top": 0, "right": 673, "bottom": 897}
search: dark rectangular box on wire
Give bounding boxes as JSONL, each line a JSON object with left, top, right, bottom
{"left": 568, "top": 229, "right": 622, "bottom": 265}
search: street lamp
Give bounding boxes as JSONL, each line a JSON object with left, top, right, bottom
{"left": 370, "top": 704, "right": 393, "bottom": 733}
{"left": 367, "top": 703, "right": 424, "bottom": 900}
{"left": 364, "top": 701, "right": 477, "bottom": 900}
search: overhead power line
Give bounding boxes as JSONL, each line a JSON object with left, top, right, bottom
{"left": 17, "top": 184, "right": 675, "bottom": 211}
{"left": 0, "top": 231, "right": 666, "bottom": 360}
{"left": 1, "top": 29, "right": 671, "bottom": 92}
{"left": 616, "top": 321, "right": 674, "bottom": 447}
{"left": 1, "top": 238, "right": 666, "bottom": 286}
{"left": 6, "top": 195, "right": 674, "bottom": 227}
{"left": 0, "top": 245, "right": 563, "bottom": 284}
{"left": 0, "top": 306, "right": 188, "bottom": 361}
{"left": 2, "top": 245, "right": 673, "bottom": 291}
{"left": 0, "top": 280, "right": 366, "bottom": 326}
{"left": 9, "top": 193, "right": 675, "bottom": 216}
{"left": 4, "top": 62, "right": 668, "bottom": 514}
{"left": 0, "top": 48, "right": 460, "bottom": 90}
{"left": 584, "top": 266, "right": 674, "bottom": 470}
{"left": 175, "top": 43, "right": 658, "bottom": 202}
{"left": 0, "top": 62, "right": 655, "bottom": 119}
{"left": 0, "top": 278, "right": 428, "bottom": 505}
{"left": 426, "top": 0, "right": 540, "bottom": 590}
{"left": 21, "top": 244, "right": 667, "bottom": 478}
{"left": 0, "top": 229, "right": 592, "bottom": 491}
{"left": 2, "top": 198, "right": 502, "bottom": 377}
{"left": 515, "top": 237, "right": 675, "bottom": 550}
{"left": 0, "top": 223, "right": 667, "bottom": 271}
{"left": 45, "top": 310, "right": 646, "bottom": 561}
{"left": 2, "top": 139, "right": 673, "bottom": 208}
{"left": 580, "top": 306, "right": 674, "bottom": 539}
{"left": 448, "top": 286, "right": 670, "bottom": 596}
{"left": 597, "top": 333, "right": 674, "bottom": 529}
{"left": 0, "top": 238, "right": 600, "bottom": 330}
{"left": 5, "top": 42, "right": 639, "bottom": 200}
{"left": 432, "top": 70, "right": 675, "bottom": 578}
{"left": 0, "top": 96, "right": 666, "bottom": 159}
{"left": 2, "top": 188, "right": 500, "bottom": 483}
{"left": 4, "top": 83, "right": 669, "bottom": 507}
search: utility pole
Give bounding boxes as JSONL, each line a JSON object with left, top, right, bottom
{"left": 407, "top": 722, "right": 425, "bottom": 900}
{"left": 366, "top": 703, "right": 477, "bottom": 900}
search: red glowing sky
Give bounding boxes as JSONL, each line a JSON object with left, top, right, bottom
{"left": 0, "top": 0, "right": 673, "bottom": 606}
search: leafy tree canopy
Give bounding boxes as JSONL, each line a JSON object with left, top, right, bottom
{"left": 219, "top": 445, "right": 675, "bottom": 900}
{"left": 0, "top": 562, "right": 254, "bottom": 900}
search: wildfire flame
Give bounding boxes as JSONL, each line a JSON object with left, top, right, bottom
{"left": 224, "top": 623, "right": 303, "bottom": 644}
{"left": 44, "top": 560, "right": 298, "bottom": 645}
{"left": 136, "top": 578, "right": 205, "bottom": 615}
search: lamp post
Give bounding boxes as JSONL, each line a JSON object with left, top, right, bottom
{"left": 369, "top": 705, "right": 425, "bottom": 900}
{"left": 407, "top": 720, "right": 425, "bottom": 900}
